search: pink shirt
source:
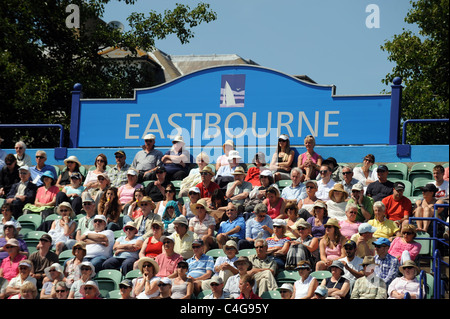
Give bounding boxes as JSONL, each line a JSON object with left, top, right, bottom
{"left": 36, "top": 185, "right": 59, "bottom": 205}
{"left": 118, "top": 184, "right": 143, "bottom": 204}
{"left": 155, "top": 252, "right": 184, "bottom": 277}
{"left": 388, "top": 237, "right": 422, "bottom": 261}
{"left": 0, "top": 254, "right": 27, "bottom": 281}
{"left": 339, "top": 220, "right": 361, "bottom": 240}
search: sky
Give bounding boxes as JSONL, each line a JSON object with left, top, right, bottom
{"left": 102, "top": 0, "right": 420, "bottom": 95}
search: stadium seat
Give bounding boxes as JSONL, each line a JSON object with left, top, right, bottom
{"left": 310, "top": 270, "right": 332, "bottom": 280}
{"left": 17, "top": 214, "right": 42, "bottom": 233}
{"left": 237, "top": 249, "right": 256, "bottom": 257}
{"left": 45, "top": 213, "right": 61, "bottom": 222}
{"left": 261, "top": 290, "right": 281, "bottom": 299}
{"left": 124, "top": 269, "right": 142, "bottom": 280}
{"left": 206, "top": 248, "right": 226, "bottom": 259}
{"left": 58, "top": 249, "right": 74, "bottom": 266}
{"left": 23, "top": 231, "right": 48, "bottom": 254}
{"left": 106, "top": 289, "right": 121, "bottom": 299}
{"left": 79, "top": 165, "right": 87, "bottom": 177}
{"left": 386, "top": 162, "right": 408, "bottom": 180}
{"left": 52, "top": 165, "right": 61, "bottom": 177}
{"left": 95, "top": 269, "right": 123, "bottom": 296}
{"left": 417, "top": 272, "right": 434, "bottom": 299}
{"left": 196, "top": 289, "right": 211, "bottom": 299}
{"left": 276, "top": 270, "right": 301, "bottom": 284}
{"left": 412, "top": 178, "right": 435, "bottom": 196}
{"left": 408, "top": 162, "right": 435, "bottom": 184}
{"left": 142, "top": 180, "right": 154, "bottom": 188}
{"left": 277, "top": 180, "right": 292, "bottom": 190}
{"left": 114, "top": 229, "right": 126, "bottom": 239}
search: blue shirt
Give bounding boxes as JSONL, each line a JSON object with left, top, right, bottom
{"left": 245, "top": 215, "right": 273, "bottom": 240}
{"left": 375, "top": 253, "right": 399, "bottom": 286}
{"left": 281, "top": 184, "right": 307, "bottom": 202}
{"left": 218, "top": 216, "right": 246, "bottom": 240}
{"left": 187, "top": 254, "right": 214, "bottom": 278}
{"left": 29, "top": 164, "right": 57, "bottom": 187}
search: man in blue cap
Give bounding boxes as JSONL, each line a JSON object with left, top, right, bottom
{"left": 373, "top": 237, "right": 399, "bottom": 286}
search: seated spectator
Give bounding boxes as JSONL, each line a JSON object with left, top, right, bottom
{"left": 195, "top": 166, "right": 220, "bottom": 204}
{"left": 144, "top": 165, "right": 169, "bottom": 203}
{"left": 352, "top": 154, "right": 378, "bottom": 190}
{"left": 226, "top": 166, "right": 252, "bottom": 207}
{"left": 97, "top": 187, "right": 122, "bottom": 231}
{"left": 3, "top": 259, "right": 36, "bottom": 299}
{"left": 64, "top": 241, "right": 87, "bottom": 288}
{"left": 224, "top": 256, "right": 255, "bottom": 299}
{"left": 23, "top": 171, "right": 59, "bottom": 218}
{"left": 122, "top": 187, "right": 145, "bottom": 224}
{"left": 297, "top": 135, "right": 322, "bottom": 181}
{"left": 279, "top": 283, "right": 294, "bottom": 299}
{"left": 366, "top": 165, "right": 394, "bottom": 203}
{"left": 102, "top": 221, "right": 143, "bottom": 275}
{"left": 432, "top": 164, "right": 449, "bottom": 199}
{"left": 6, "top": 165, "right": 38, "bottom": 218}
{"left": 117, "top": 278, "right": 134, "bottom": 299}
{"left": 182, "top": 187, "right": 201, "bottom": 221}
{"left": 388, "top": 259, "right": 422, "bottom": 299}
{"left": 323, "top": 157, "right": 343, "bottom": 183}
{"left": 236, "top": 274, "right": 262, "bottom": 299}
{"left": 55, "top": 172, "right": 84, "bottom": 215}
{"left": 245, "top": 152, "right": 270, "bottom": 187}
{"left": 263, "top": 186, "right": 286, "bottom": 219}
{"left": 133, "top": 196, "right": 162, "bottom": 240}
{"left": 321, "top": 260, "right": 350, "bottom": 299}
{"left": 131, "top": 134, "right": 163, "bottom": 182}
{"left": 316, "top": 218, "right": 346, "bottom": 270}
{"left": 339, "top": 203, "right": 362, "bottom": 240}
{"left": 68, "top": 261, "right": 96, "bottom": 299}
{"left": 0, "top": 221, "right": 27, "bottom": 262}
{"left": 216, "top": 202, "right": 246, "bottom": 248}
{"left": 0, "top": 238, "right": 27, "bottom": 297}
{"left": 339, "top": 240, "right": 364, "bottom": 286}
{"left": 117, "top": 168, "right": 142, "bottom": 206}
{"left": 170, "top": 260, "right": 194, "bottom": 299}
{"left": 382, "top": 181, "right": 412, "bottom": 228}
{"left": 47, "top": 202, "right": 77, "bottom": 256}
{"left": 311, "top": 285, "right": 328, "bottom": 299}
{"left": 280, "top": 168, "right": 307, "bottom": 204}
{"left": 51, "top": 281, "right": 70, "bottom": 299}
{"left": 368, "top": 201, "right": 400, "bottom": 240}
{"left": 1, "top": 204, "right": 22, "bottom": 239}
{"left": 179, "top": 152, "right": 210, "bottom": 197}
{"left": 155, "top": 182, "right": 182, "bottom": 218}
{"left": 388, "top": 223, "right": 421, "bottom": 263}
{"left": 40, "top": 263, "right": 65, "bottom": 299}
{"left": 108, "top": 150, "right": 131, "bottom": 188}
{"left": 80, "top": 280, "right": 102, "bottom": 299}
{"left": 307, "top": 201, "right": 329, "bottom": 238}
{"left": 284, "top": 201, "right": 302, "bottom": 240}
{"left": 155, "top": 276, "right": 173, "bottom": 299}
{"left": 0, "top": 154, "right": 20, "bottom": 199}
{"left": 14, "top": 141, "right": 32, "bottom": 167}
{"left": 292, "top": 260, "right": 318, "bottom": 299}
{"left": 316, "top": 165, "right": 336, "bottom": 201}
{"left": 373, "top": 237, "right": 399, "bottom": 287}
{"left": 133, "top": 257, "right": 160, "bottom": 299}
{"left": 83, "top": 153, "right": 108, "bottom": 196}
{"left": 209, "top": 189, "right": 228, "bottom": 222}
{"left": 444, "top": 166, "right": 449, "bottom": 181}
{"left": 189, "top": 199, "right": 216, "bottom": 251}
{"left": 350, "top": 256, "right": 387, "bottom": 299}
{"left": 297, "top": 180, "right": 318, "bottom": 214}
{"left": 203, "top": 276, "right": 230, "bottom": 299}
{"left": 340, "top": 165, "right": 360, "bottom": 195}
{"left": 186, "top": 239, "right": 214, "bottom": 295}
{"left": 29, "top": 234, "right": 59, "bottom": 288}
{"left": 171, "top": 215, "right": 198, "bottom": 259}
{"left": 80, "top": 215, "right": 115, "bottom": 273}
{"left": 266, "top": 219, "right": 291, "bottom": 269}
{"left": 55, "top": 156, "right": 83, "bottom": 189}
{"left": 347, "top": 183, "right": 374, "bottom": 223}
{"left": 215, "top": 150, "right": 243, "bottom": 189}
{"left": 238, "top": 203, "right": 273, "bottom": 250}
{"left": 248, "top": 238, "right": 278, "bottom": 296}
{"left": 247, "top": 170, "right": 278, "bottom": 212}
{"left": 138, "top": 220, "right": 164, "bottom": 260}
{"left": 72, "top": 193, "right": 96, "bottom": 246}
{"left": 92, "top": 173, "right": 111, "bottom": 206}
{"left": 155, "top": 235, "right": 183, "bottom": 278}
{"left": 29, "top": 150, "right": 57, "bottom": 187}
{"left": 350, "top": 223, "right": 377, "bottom": 258}
{"left": 270, "top": 134, "right": 295, "bottom": 182}
{"left": 414, "top": 183, "right": 445, "bottom": 232}
{"left": 326, "top": 183, "right": 348, "bottom": 222}
{"left": 162, "top": 200, "right": 182, "bottom": 234}
{"left": 161, "top": 135, "right": 191, "bottom": 181}
{"left": 215, "top": 140, "right": 234, "bottom": 174}
{"left": 209, "top": 240, "right": 239, "bottom": 288}
{"left": 285, "top": 218, "right": 319, "bottom": 269}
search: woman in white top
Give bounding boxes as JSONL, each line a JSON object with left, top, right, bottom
{"left": 133, "top": 257, "right": 160, "bottom": 299}
{"left": 326, "top": 183, "right": 348, "bottom": 222}
{"left": 215, "top": 140, "right": 234, "bottom": 172}
{"left": 83, "top": 153, "right": 108, "bottom": 194}
{"left": 48, "top": 202, "right": 77, "bottom": 256}
{"left": 292, "top": 260, "right": 318, "bottom": 299}
{"left": 352, "top": 154, "right": 378, "bottom": 191}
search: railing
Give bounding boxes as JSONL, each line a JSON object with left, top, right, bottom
{"left": 419, "top": 270, "right": 428, "bottom": 299}
{"left": 397, "top": 118, "right": 449, "bottom": 157}
{"left": 409, "top": 203, "right": 449, "bottom": 299}
{"left": 0, "top": 124, "right": 67, "bottom": 159}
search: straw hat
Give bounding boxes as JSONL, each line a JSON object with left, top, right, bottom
{"left": 57, "top": 202, "right": 75, "bottom": 219}
{"left": 137, "top": 257, "right": 160, "bottom": 274}
{"left": 80, "top": 280, "right": 100, "bottom": 298}
{"left": 64, "top": 155, "right": 81, "bottom": 167}
{"left": 190, "top": 198, "right": 212, "bottom": 215}
{"left": 329, "top": 183, "right": 348, "bottom": 201}
{"left": 399, "top": 260, "right": 420, "bottom": 276}
{"left": 44, "top": 263, "right": 64, "bottom": 281}
{"left": 324, "top": 218, "right": 340, "bottom": 229}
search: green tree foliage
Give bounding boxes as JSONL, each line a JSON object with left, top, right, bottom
{"left": 0, "top": 0, "right": 217, "bottom": 148}
{"left": 381, "top": 0, "right": 449, "bottom": 145}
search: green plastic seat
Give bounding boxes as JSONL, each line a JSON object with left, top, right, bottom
{"left": 310, "top": 270, "right": 332, "bottom": 280}
{"left": 276, "top": 270, "right": 301, "bottom": 284}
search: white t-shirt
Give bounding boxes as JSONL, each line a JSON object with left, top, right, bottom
{"left": 85, "top": 229, "right": 115, "bottom": 258}
{"left": 339, "top": 256, "right": 363, "bottom": 283}
{"left": 316, "top": 179, "right": 336, "bottom": 201}
{"left": 433, "top": 180, "right": 449, "bottom": 199}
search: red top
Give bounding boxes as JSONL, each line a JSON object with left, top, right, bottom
{"left": 245, "top": 167, "right": 261, "bottom": 187}
{"left": 144, "top": 237, "right": 163, "bottom": 258}
{"left": 237, "top": 291, "right": 262, "bottom": 299}
{"left": 196, "top": 181, "right": 220, "bottom": 198}
{"left": 382, "top": 195, "right": 412, "bottom": 221}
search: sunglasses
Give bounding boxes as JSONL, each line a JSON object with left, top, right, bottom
{"left": 195, "top": 206, "right": 206, "bottom": 210}
{"left": 55, "top": 290, "right": 66, "bottom": 293}
{"left": 165, "top": 189, "right": 175, "bottom": 193}
{"left": 177, "top": 265, "right": 188, "bottom": 269}
{"left": 402, "top": 232, "right": 413, "bottom": 235}
{"left": 36, "top": 156, "right": 46, "bottom": 159}
{"left": 319, "top": 170, "right": 328, "bottom": 174}
{"left": 59, "top": 209, "right": 69, "bottom": 212}
{"left": 158, "top": 283, "right": 170, "bottom": 287}
{"left": 81, "top": 267, "right": 91, "bottom": 271}
{"left": 306, "top": 186, "right": 316, "bottom": 189}
{"left": 210, "top": 283, "right": 221, "bottom": 287}
{"left": 342, "top": 171, "right": 353, "bottom": 175}
{"left": 124, "top": 227, "right": 135, "bottom": 231}
{"left": 226, "top": 209, "right": 236, "bottom": 212}
{"left": 142, "top": 264, "right": 153, "bottom": 268}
